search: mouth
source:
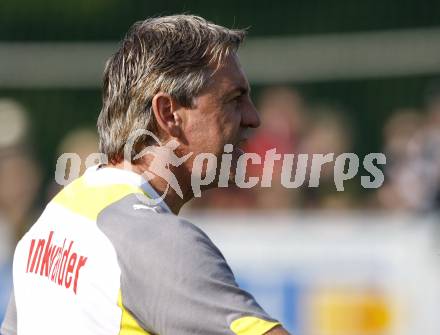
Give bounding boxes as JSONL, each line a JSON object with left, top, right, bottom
{"left": 235, "top": 139, "right": 248, "bottom": 155}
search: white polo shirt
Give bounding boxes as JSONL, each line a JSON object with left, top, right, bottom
{"left": 1, "top": 166, "right": 280, "bottom": 335}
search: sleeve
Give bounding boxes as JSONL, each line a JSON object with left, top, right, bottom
{"left": 1, "top": 290, "right": 17, "bottom": 335}
{"left": 97, "top": 197, "right": 280, "bottom": 335}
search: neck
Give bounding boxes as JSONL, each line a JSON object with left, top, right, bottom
{"left": 110, "top": 160, "right": 192, "bottom": 215}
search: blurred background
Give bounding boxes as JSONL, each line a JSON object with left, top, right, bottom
{"left": 1, "top": 0, "right": 440, "bottom": 334}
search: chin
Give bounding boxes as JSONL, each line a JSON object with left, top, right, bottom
{"left": 228, "top": 171, "right": 237, "bottom": 186}
{"left": 228, "top": 147, "right": 244, "bottom": 185}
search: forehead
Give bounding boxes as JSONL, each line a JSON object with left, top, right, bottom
{"left": 205, "top": 54, "right": 249, "bottom": 95}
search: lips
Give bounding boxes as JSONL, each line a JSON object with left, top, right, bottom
{"left": 237, "top": 138, "right": 248, "bottom": 147}
{"left": 235, "top": 147, "right": 245, "bottom": 156}
{"left": 235, "top": 139, "right": 247, "bottom": 155}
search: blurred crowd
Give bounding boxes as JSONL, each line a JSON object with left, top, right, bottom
{"left": 0, "top": 83, "right": 440, "bottom": 320}
{"left": 377, "top": 83, "right": 440, "bottom": 212}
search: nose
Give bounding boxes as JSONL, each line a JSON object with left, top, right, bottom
{"left": 241, "top": 98, "right": 261, "bottom": 129}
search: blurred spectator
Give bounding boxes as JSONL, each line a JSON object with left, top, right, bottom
{"left": 245, "top": 86, "right": 308, "bottom": 210}
{"left": 298, "top": 104, "right": 356, "bottom": 210}
{"left": 46, "top": 127, "right": 99, "bottom": 200}
{"left": 376, "top": 109, "right": 425, "bottom": 211}
{"left": 0, "top": 100, "right": 28, "bottom": 149}
{"left": 0, "top": 214, "right": 13, "bottom": 326}
{"left": 58, "top": 127, "right": 100, "bottom": 176}
{"left": 382, "top": 109, "right": 423, "bottom": 163}
{"left": 377, "top": 82, "right": 440, "bottom": 212}
{"left": 0, "top": 99, "right": 41, "bottom": 322}
{"left": 0, "top": 151, "right": 41, "bottom": 236}
{"left": 424, "top": 81, "right": 440, "bottom": 209}
{"left": 246, "top": 86, "right": 307, "bottom": 171}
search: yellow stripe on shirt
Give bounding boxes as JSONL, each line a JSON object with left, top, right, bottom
{"left": 230, "top": 316, "right": 281, "bottom": 335}
{"left": 53, "top": 176, "right": 144, "bottom": 221}
{"left": 117, "top": 290, "right": 152, "bottom": 335}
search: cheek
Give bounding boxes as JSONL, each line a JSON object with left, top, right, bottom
{"left": 219, "top": 105, "right": 241, "bottom": 138}
{"left": 184, "top": 102, "right": 241, "bottom": 156}
{"left": 185, "top": 113, "right": 223, "bottom": 154}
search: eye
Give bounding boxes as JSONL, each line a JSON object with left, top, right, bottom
{"left": 231, "top": 94, "right": 243, "bottom": 103}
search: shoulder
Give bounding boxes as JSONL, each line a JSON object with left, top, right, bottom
{"left": 96, "top": 193, "right": 221, "bottom": 260}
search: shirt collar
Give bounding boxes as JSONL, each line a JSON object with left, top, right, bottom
{"left": 83, "top": 165, "right": 172, "bottom": 214}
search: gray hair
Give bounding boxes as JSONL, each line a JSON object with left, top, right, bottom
{"left": 97, "top": 14, "right": 246, "bottom": 163}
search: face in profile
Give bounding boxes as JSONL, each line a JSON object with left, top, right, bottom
{"left": 179, "top": 53, "right": 260, "bottom": 188}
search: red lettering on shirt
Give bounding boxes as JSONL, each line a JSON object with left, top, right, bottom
{"left": 26, "top": 231, "right": 88, "bottom": 294}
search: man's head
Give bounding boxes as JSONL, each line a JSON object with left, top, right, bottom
{"left": 97, "top": 15, "right": 259, "bottom": 194}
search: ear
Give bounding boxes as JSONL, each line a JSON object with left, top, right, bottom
{"left": 151, "top": 92, "right": 183, "bottom": 139}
